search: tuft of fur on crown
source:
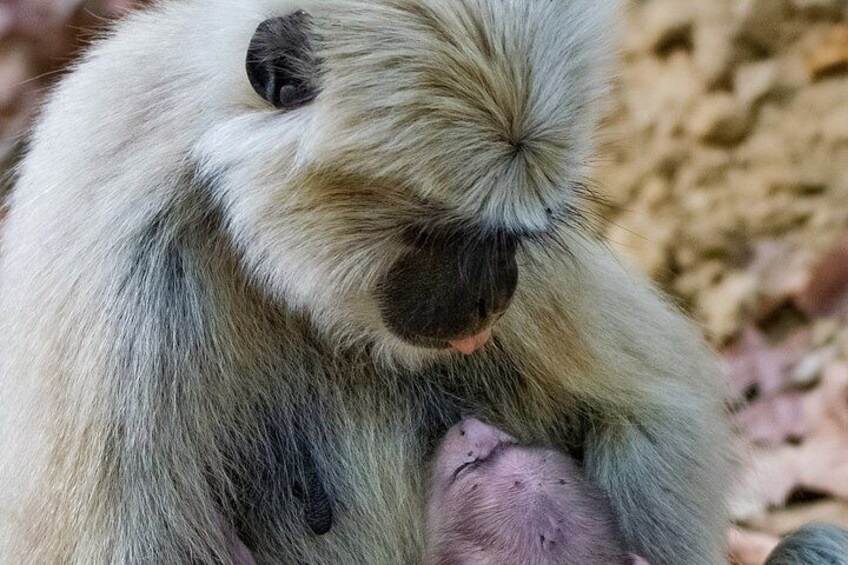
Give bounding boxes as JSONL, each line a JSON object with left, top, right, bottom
{"left": 306, "top": 0, "right": 619, "bottom": 232}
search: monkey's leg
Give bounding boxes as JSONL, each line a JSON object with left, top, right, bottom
{"left": 502, "top": 240, "right": 734, "bottom": 565}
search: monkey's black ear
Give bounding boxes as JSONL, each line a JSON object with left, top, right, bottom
{"left": 246, "top": 11, "right": 320, "bottom": 109}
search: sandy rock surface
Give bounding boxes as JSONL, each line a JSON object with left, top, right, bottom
{"left": 1, "top": 1, "right": 848, "bottom": 564}
{"left": 599, "top": 0, "right": 848, "bottom": 343}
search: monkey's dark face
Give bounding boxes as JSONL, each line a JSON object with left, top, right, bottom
{"left": 377, "top": 224, "right": 519, "bottom": 352}
{"left": 231, "top": 1, "right": 615, "bottom": 361}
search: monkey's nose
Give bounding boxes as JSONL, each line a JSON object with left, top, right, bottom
{"left": 458, "top": 419, "right": 516, "bottom": 446}
{"left": 452, "top": 419, "right": 516, "bottom": 464}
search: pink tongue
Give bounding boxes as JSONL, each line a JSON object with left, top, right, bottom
{"left": 449, "top": 328, "right": 492, "bottom": 355}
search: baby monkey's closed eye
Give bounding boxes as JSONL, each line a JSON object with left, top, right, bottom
{"left": 450, "top": 441, "right": 515, "bottom": 483}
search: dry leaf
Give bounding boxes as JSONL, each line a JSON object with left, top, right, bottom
{"left": 725, "top": 328, "right": 808, "bottom": 399}
{"left": 807, "top": 25, "right": 848, "bottom": 80}
{"left": 796, "top": 237, "right": 848, "bottom": 318}
{"left": 752, "top": 499, "right": 848, "bottom": 536}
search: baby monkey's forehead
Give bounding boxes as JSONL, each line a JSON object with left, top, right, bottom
{"left": 435, "top": 420, "right": 577, "bottom": 487}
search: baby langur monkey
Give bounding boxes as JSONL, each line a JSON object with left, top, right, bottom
{"left": 221, "top": 519, "right": 257, "bottom": 565}
{"left": 426, "top": 419, "right": 848, "bottom": 565}
{"left": 426, "top": 420, "right": 649, "bottom": 565}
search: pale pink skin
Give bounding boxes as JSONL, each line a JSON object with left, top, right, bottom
{"left": 426, "top": 419, "right": 650, "bottom": 565}
{"left": 448, "top": 327, "right": 493, "bottom": 355}
{"left": 220, "top": 514, "right": 257, "bottom": 565}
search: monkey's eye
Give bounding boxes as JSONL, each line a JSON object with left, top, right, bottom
{"left": 246, "top": 11, "right": 320, "bottom": 109}
{"left": 450, "top": 441, "right": 515, "bottom": 483}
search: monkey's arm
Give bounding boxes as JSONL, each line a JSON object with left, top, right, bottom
{"left": 501, "top": 239, "right": 735, "bottom": 565}
{"left": 581, "top": 404, "right": 729, "bottom": 565}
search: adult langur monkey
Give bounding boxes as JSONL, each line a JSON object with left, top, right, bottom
{"left": 0, "top": 0, "right": 742, "bottom": 563}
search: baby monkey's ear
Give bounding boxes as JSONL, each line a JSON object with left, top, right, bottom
{"left": 246, "top": 11, "right": 320, "bottom": 109}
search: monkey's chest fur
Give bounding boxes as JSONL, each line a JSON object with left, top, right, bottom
{"left": 226, "top": 349, "right": 576, "bottom": 565}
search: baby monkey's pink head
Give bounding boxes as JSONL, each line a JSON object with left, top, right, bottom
{"left": 426, "top": 419, "right": 648, "bottom": 565}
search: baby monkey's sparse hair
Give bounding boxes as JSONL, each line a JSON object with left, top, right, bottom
{"left": 426, "top": 420, "right": 637, "bottom": 565}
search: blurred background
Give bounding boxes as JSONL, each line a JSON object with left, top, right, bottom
{"left": 0, "top": 0, "right": 847, "bottom": 563}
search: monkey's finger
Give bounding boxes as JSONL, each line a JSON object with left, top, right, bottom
{"left": 302, "top": 466, "right": 334, "bottom": 536}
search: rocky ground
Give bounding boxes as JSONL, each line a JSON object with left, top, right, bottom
{"left": 1, "top": 1, "right": 848, "bottom": 563}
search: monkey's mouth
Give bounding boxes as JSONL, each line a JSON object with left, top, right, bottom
{"left": 446, "top": 327, "right": 493, "bottom": 355}
{"left": 393, "top": 326, "right": 494, "bottom": 355}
